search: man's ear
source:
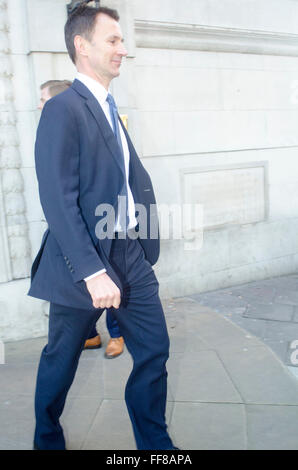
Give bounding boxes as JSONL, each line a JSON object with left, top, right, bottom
{"left": 74, "top": 35, "right": 89, "bottom": 60}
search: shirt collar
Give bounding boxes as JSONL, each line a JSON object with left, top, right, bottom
{"left": 76, "top": 72, "right": 110, "bottom": 106}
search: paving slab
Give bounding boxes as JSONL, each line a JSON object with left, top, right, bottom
{"left": 243, "top": 302, "right": 294, "bottom": 322}
{"left": 0, "top": 362, "right": 38, "bottom": 396}
{"left": 218, "top": 345, "right": 298, "bottom": 405}
{"left": 0, "top": 394, "right": 34, "bottom": 450}
{"left": 81, "top": 399, "right": 137, "bottom": 450}
{"left": 190, "top": 274, "right": 298, "bottom": 369}
{"left": 62, "top": 396, "right": 104, "bottom": 450}
{"left": 167, "top": 351, "right": 242, "bottom": 403}
{"left": 103, "top": 353, "right": 132, "bottom": 400}
{"left": 246, "top": 404, "right": 298, "bottom": 450}
{"left": 169, "top": 402, "right": 247, "bottom": 450}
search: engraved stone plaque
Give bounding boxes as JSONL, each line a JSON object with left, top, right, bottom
{"left": 183, "top": 163, "right": 267, "bottom": 229}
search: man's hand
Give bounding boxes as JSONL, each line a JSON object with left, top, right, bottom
{"left": 85, "top": 272, "right": 121, "bottom": 309}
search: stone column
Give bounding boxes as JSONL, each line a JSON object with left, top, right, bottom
{"left": 0, "top": 0, "right": 31, "bottom": 281}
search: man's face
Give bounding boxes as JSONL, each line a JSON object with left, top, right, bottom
{"left": 80, "top": 13, "right": 127, "bottom": 85}
{"left": 38, "top": 86, "right": 52, "bottom": 110}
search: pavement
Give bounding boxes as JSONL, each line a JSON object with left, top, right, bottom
{"left": 1, "top": 273, "right": 298, "bottom": 450}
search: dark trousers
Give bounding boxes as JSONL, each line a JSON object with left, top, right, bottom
{"left": 34, "top": 237, "right": 173, "bottom": 450}
{"left": 88, "top": 308, "right": 121, "bottom": 339}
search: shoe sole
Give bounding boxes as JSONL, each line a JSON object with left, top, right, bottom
{"left": 84, "top": 344, "right": 102, "bottom": 350}
{"left": 104, "top": 351, "right": 124, "bottom": 359}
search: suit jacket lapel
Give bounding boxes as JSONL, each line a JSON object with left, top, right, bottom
{"left": 71, "top": 79, "right": 125, "bottom": 177}
{"left": 118, "top": 116, "right": 139, "bottom": 186}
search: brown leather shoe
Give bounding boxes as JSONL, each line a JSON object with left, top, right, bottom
{"left": 104, "top": 336, "right": 124, "bottom": 359}
{"left": 84, "top": 334, "right": 102, "bottom": 350}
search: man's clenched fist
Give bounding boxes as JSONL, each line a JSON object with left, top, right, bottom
{"left": 85, "top": 272, "right": 121, "bottom": 309}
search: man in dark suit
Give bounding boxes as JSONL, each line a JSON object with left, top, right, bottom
{"left": 38, "top": 79, "right": 124, "bottom": 357}
{"left": 29, "top": 4, "right": 176, "bottom": 450}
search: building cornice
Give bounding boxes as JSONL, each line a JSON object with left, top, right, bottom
{"left": 135, "top": 20, "right": 298, "bottom": 57}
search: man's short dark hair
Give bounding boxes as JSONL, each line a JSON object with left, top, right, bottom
{"left": 64, "top": 4, "right": 120, "bottom": 65}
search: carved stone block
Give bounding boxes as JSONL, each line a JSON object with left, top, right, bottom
{"left": 182, "top": 163, "right": 268, "bottom": 230}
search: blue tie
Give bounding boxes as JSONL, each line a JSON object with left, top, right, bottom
{"left": 106, "top": 93, "right": 128, "bottom": 233}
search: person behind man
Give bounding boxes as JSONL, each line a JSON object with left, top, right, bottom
{"left": 38, "top": 80, "right": 72, "bottom": 110}
{"left": 38, "top": 79, "right": 125, "bottom": 358}
{"left": 29, "top": 4, "right": 177, "bottom": 450}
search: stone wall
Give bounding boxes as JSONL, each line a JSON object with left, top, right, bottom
{"left": 130, "top": 1, "right": 298, "bottom": 297}
{"left": 1, "top": 0, "right": 298, "bottom": 341}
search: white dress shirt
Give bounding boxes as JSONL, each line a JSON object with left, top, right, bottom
{"left": 75, "top": 73, "right": 137, "bottom": 281}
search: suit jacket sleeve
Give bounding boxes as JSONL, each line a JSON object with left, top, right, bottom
{"left": 35, "top": 97, "right": 106, "bottom": 283}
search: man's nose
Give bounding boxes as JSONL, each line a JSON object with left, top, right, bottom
{"left": 119, "top": 42, "right": 128, "bottom": 57}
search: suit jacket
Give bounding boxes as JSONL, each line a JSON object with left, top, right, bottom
{"left": 28, "top": 79, "right": 160, "bottom": 310}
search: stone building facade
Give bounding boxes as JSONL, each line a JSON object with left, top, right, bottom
{"left": 1, "top": 0, "right": 298, "bottom": 341}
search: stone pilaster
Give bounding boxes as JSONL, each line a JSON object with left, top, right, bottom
{"left": 0, "top": 0, "right": 31, "bottom": 280}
